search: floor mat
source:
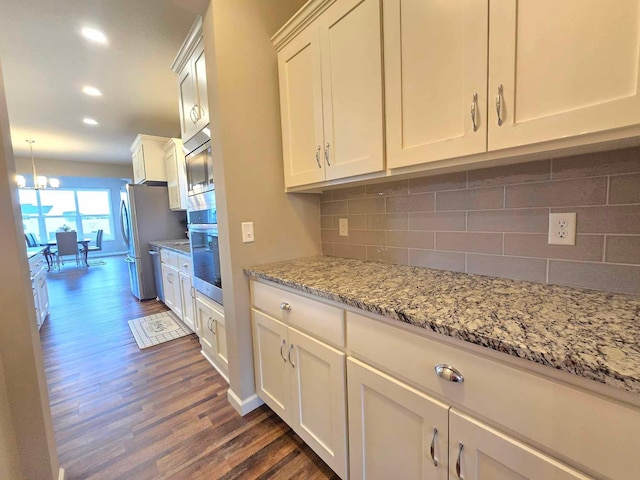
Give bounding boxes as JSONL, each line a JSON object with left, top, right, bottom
{"left": 128, "top": 311, "right": 194, "bottom": 349}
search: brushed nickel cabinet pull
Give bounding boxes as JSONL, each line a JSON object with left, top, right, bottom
{"left": 496, "top": 84, "right": 504, "bottom": 126}
{"left": 430, "top": 427, "right": 438, "bottom": 466}
{"left": 325, "top": 142, "right": 331, "bottom": 166}
{"left": 470, "top": 93, "right": 478, "bottom": 132}
{"left": 315, "top": 145, "right": 322, "bottom": 168}
{"left": 435, "top": 364, "right": 464, "bottom": 383}
{"left": 280, "top": 302, "right": 291, "bottom": 311}
{"left": 456, "top": 442, "right": 464, "bottom": 479}
{"left": 279, "top": 339, "right": 287, "bottom": 363}
{"left": 288, "top": 344, "right": 295, "bottom": 368}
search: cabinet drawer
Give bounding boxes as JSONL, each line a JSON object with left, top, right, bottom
{"left": 29, "top": 253, "right": 46, "bottom": 276}
{"left": 251, "top": 280, "right": 345, "bottom": 348}
{"left": 347, "top": 310, "right": 640, "bottom": 480}
{"left": 160, "top": 248, "right": 179, "bottom": 268}
{"left": 177, "top": 253, "right": 192, "bottom": 274}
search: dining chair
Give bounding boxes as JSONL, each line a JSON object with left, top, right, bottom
{"left": 83, "top": 229, "right": 103, "bottom": 256}
{"left": 25, "top": 233, "right": 38, "bottom": 247}
{"left": 55, "top": 231, "right": 80, "bottom": 268}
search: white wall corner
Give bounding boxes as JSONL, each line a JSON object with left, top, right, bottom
{"left": 227, "top": 389, "right": 264, "bottom": 417}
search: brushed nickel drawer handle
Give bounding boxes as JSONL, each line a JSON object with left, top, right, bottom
{"left": 280, "top": 302, "right": 291, "bottom": 311}
{"left": 315, "top": 145, "right": 322, "bottom": 168}
{"left": 434, "top": 364, "right": 464, "bottom": 383}
{"left": 456, "top": 442, "right": 464, "bottom": 479}
{"left": 430, "top": 426, "right": 438, "bottom": 466}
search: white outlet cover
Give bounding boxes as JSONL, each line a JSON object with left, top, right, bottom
{"left": 548, "top": 213, "right": 576, "bottom": 245}
{"left": 339, "top": 218, "right": 348, "bottom": 237}
{"left": 241, "top": 222, "right": 254, "bottom": 243}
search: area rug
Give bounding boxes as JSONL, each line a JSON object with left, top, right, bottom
{"left": 128, "top": 311, "right": 194, "bottom": 349}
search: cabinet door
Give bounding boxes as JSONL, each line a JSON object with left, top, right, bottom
{"left": 179, "top": 272, "right": 195, "bottom": 331}
{"left": 251, "top": 309, "right": 291, "bottom": 423}
{"left": 196, "top": 297, "right": 215, "bottom": 354}
{"left": 192, "top": 39, "right": 209, "bottom": 133}
{"left": 213, "top": 309, "right": 228, "bottom": 373}
{"left": 178, "top": 62, "right": 197, "bottom": 141}
{"left": 489, "top": 0, "right": 640, "bottom": 150}
{"left": 347, "top": 358, "right": 449, "bottom": 480}
{"left": 161, "top": 264, "right": 177, "bottom": 312}
{"left": 278, "top": 24, "right": 325, "bottom": 188}
{"left": 288, "top": 328, "right": 347, "bottom": 478}
{"left": 385, "top": 0, "right": 488, "bottom": 169}
{"left": 450, "top": 410, "right": 590, "bottom": 480}
{"left": 37, "top": 270, "right": 49, "bottom": 325}
{"left": 132, "top": 145, "right": 146, "bottom": 184}
{"left": 319, "top": 0, "right": 384, "bottom": 181}
{"left": 165, "top": 144, "right": 181, "bottom": 210}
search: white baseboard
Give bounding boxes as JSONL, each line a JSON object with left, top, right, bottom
{"left": 58, "top": 467, "right": 65, "bottom": 480}
{"left": 200, "top": 349, "right": 229, "bottom": 384}
{"left": 227, "top": 389, "right": 264, "bottom": 416}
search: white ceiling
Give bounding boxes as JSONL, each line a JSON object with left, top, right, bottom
{"left": 0, "top": 0, "right": 208, "bottom": 165}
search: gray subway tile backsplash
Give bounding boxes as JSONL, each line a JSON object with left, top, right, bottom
{"left": 320, "top": 147, "right": 640, "bottom": 294}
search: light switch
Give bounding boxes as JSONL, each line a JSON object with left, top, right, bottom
{"left": 242, "top": 222, "right": 254, "bottom": 243}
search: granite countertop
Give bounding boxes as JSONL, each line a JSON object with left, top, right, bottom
{"left": 27, "top": 246, "right": 47, "bottom": 260}
{"left": 149, "top": 240, "right": 191, "bottom": 254}
{"left": 244, "top": 256, "right": 640, "bottom": 394}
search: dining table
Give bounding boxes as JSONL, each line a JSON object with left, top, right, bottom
{"left": 42, "top": 238, "right": 91, "bottom": 270}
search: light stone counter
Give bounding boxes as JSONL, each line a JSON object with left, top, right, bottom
{"left": 149, "top": 239, "right": 191, "bottom": 255}
{"left": 245, "top": 256, "right": 640, "bottom": 394}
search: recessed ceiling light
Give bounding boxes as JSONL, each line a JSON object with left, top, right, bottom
{"left": 81, "top": 27, "right": 108, "bottom": 45}
{"left": 82, "top": 86, "right": 102, "bottom": 97}
{"left": 83, "top": 118, "right": 99, "bottom": 126}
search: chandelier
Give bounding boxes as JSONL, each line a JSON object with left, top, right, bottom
{"left": 15, "top": 139, "right": 59, "bottom": 189}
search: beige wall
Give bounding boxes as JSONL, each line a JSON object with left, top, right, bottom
{"left": 0, "top": 354, "right": 21, "bottom": 480}
{"left": 321, "top": 147, "right": 640, "bottom": 295}
{"left": 15, "top": 156, "right": 133, "bottom": 179}
{"left": 0, "top": 62, "right": 60, "bottom": 479}
{"left": 203, "top": 0, "right": 319, "bottom": 410}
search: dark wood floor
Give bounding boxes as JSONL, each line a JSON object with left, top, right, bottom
{"left": 40, "top": 256, "right": 338, "bottom": 479}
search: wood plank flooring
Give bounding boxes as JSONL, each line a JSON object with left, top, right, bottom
{"left": 40, "top": 256, "right": 338, "bottom": 479}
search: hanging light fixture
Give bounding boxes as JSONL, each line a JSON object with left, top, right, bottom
{"left": 15, "top": 139, "right": 59, "bottom": 189}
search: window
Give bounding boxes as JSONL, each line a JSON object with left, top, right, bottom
{"left": 19, "top": 188, "right": 114, "bottom": 243}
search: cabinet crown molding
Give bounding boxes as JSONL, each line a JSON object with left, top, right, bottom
{"left": 171, "top": 16, "right": 203, "bottom": 74}
{"left": 130, "top": 134, "right": 173, "bottom": 152}
{"left": 271, "top": 0, "right": 335, "bottom": 51}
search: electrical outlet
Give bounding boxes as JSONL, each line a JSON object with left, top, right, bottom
{"left": 241, "top": 222, "right": 254, "bottom": 243}
{"left": 548, "top": 213, "right": 576, "bottom": 245}
{"left": 339, "top": 218, "right": 348, "bottom": 237}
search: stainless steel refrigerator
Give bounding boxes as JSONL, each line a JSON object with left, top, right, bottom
{"left": 120, "top": 184, "right": 186, "bottom": 300}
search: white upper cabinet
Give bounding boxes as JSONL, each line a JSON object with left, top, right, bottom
{"left": 275, "top": 0, "right": 384, "bottom": 188}
{"left": 130, "top": 134, "right": 170, "bottom": 184}
{"left": 163, "top": 138, "right": 187, "bottom": 211}
{"left": 172, "top": 17, "right": 209, "bottom": 146}
{"left": 488, "top": 0, "right": 640, "bottom": 150}
{"left": 383, "top": 0, "right": 640, "bottom": 170}
{"left": 385, "top": 0, "right": 488, "bottom": 169}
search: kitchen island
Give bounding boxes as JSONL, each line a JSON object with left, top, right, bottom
{"left": 245, "top": 256, "right": 640, "bottom": 480}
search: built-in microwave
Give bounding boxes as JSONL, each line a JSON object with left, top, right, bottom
{"left": 185, "top": 140, "right": 214, "bottom": 197}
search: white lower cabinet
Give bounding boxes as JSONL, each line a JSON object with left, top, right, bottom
{"left": 251, "top": 279, "right": 640, "bottom": 480}
{"left": 161, "top": 263, "right": 181, "bottom": 317}
{"left": 196, "top": 294, "right": 228, "bottom": 379}
{"left": 450, "top": 410, "right": 588, "bottom": 480}
{"left": 251, "top": 307, "right": 348, "bottom": 479}
{"left": 179, "top": 271, "right": 195, "bottom": 331}
{"left": 347, "top": 358, "right": 448, "bottom": 480}
{"left": 29, "top": 252, "right": 49, "bottom": 329}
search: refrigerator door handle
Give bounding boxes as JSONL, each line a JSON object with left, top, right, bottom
{"left": 120, "top": 200, "right": 130, "bottom": 248}
{"left": 124, "top": 256, "right": 136, "bottom": 264}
